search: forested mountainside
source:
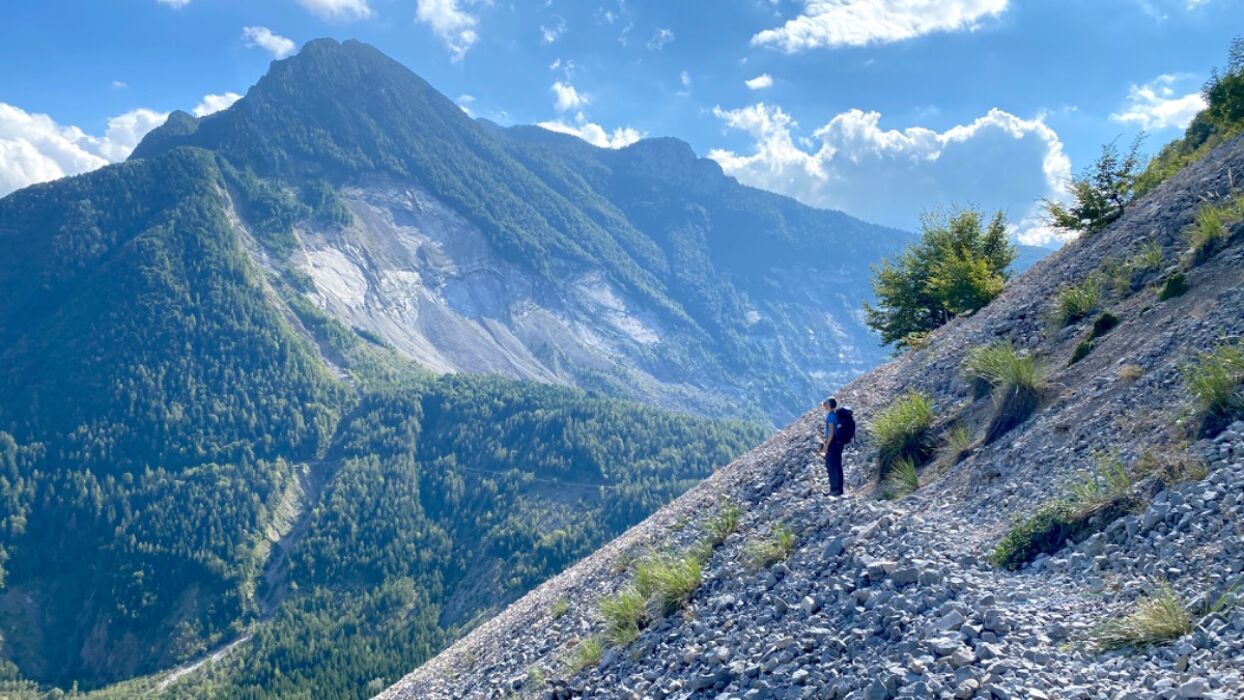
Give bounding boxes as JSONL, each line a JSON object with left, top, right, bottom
{"left": 0, "top": 110, "right": 766, "bottom": 698}
{"left": 129, "top": 37, "right": 914, "bottom": 426}
{"left": 384, "top": 132, "right": 1244, "bottom": 697}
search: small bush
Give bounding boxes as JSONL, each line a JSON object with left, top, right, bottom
{"left": 706, "top": 501, "right": 742, "bottom": 546}
{"left": 982, "top": 348, "right": 1047, "bottom": 444}
{"left": 1055, "top": 277, "right": 1102, "bottom": 325}
{"left": 1093, "top": 581, "right": 1193, "bottom": 651}
{"left": 963, "top": 341, "right": 1018, "bottom": 398}
{"left": 565, "top": 636, "right": 603, "bottom": 673}
{"left": 744, "top": 524, "right": 796, "bottom": 571}
{"left": 991, "top": 500, "right": 1082, "bottom": 570}
{"left": 873, "top": 392, "right": 936, "bottom": 477}
{"left": 599, "top": 588, "right": 646, "bottom": 646}
{"left": 1069, "top": 340, "right": 1094, "bottom": 366}
{"left": 1090, "top": 312, "right": 1120, "bottom": 339}
{"left": 1183, "top": 342, "right": 1244, "bottom": 436}
{"left": 883, "top": 457, "right": 919, "bottom": 499}
{"left": 1157, "top": 272, "right": 1190, "bottom": 300}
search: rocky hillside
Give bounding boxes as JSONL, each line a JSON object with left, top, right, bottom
{"left": 380, "top": 133, "right": 1244, "bottom": 698}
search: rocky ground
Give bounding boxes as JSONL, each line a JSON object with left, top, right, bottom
{"left": 378, "top": 135, "right": 1244, "bottom": 699}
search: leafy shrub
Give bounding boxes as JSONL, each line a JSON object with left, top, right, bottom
{"left": 744, "top": 524, "right": 796, "bottom": 571}
{"left": 706, "top": 501, "right": 742, "bottom": 546}
{"left": 1090, "top": 312, "right": 1120, "bottom": 339}
{"left": 1158, "top": 272, "right": 1190, "bottom": 300}
{"left": 599, "top": 587, "right": 646, "bottom": 646}
{"left": 1093, "top": 582, "right": 1193, "bottom": 651}
{"left": 1069, "top": 340, "right": 1094, "bottom": 366}
{"left": 865, "top": 208, "right": 1015, "bottom": 349}
{"left": 977, "top": 347, "right": 1047, "bottom": 445}
{"left": 883, "top": 457, "right": 920, "bottom": 499}
{"left": 873, "top": 392, "right": 936, "bottom": 477}
{"left": 1045, "top": 136, "right": 1144, "bottom": 235}
{"left": 1183, "top": 341, "right": 1244, "bottom": 436}
{"left": 1055, "top": 277, "right": 1102, "bottom": 325}
{"left": 565, "top": 636, "right": 603, "bottom": 673}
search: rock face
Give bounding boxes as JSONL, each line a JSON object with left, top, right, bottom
{"left": 377, "top": 134, "right": 1244, "bottom": 698}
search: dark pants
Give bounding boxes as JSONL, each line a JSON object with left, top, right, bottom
{"left": 825, "top": 441, "right": 844, "bottom": 495}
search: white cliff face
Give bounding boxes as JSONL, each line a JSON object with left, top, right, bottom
{"left": 282, "top": 182, "right": 882, "bottom": 424}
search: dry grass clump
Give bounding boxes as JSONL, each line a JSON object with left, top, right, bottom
{"left": 1093, "top": 581, "right": 1194, "bottom": 651}
{"left": 743, "top": 524, "right": 796, "bottom": 571}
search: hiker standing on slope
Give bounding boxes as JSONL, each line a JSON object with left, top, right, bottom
{"left": 820, "top": 397, "right": 854, "bottom": 497}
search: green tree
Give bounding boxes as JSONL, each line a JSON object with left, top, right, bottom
{"left": 865, "top": 208, "right": 1015, "bottom": 349}
{"left": 1046, "top": 135, "right": 1146, "bottom": 235}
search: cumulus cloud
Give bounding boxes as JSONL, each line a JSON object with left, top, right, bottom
{"left": 1110, "top": 74, "right": 1206, "bottom": 131}
{"left": 192, "top": 92, "right": 242, "bottom": 118}
{"left": 242, "top": 26, "right": 296, "bottom": 59}
{"left": 551, "top": 81, "right": 589, "bottom": 112}
{"left": 416, "top": 0, "right": 479, "bottom": 61}
{"left": 0, "top": 103, "right": 167, "bottom": 196}
{"left": 647, "top": 27, "right": 675, "bottom": 50}
{"left": 538, "top": 113, "right": 643, "bottom": 149}
{"left": 297, "top": 0, "right": 372, "bottom": 20}
{"left": 745, "top": 74, "right": 774, "bottom": 90}
{"left": 707, "top": 102, "right": 1073, "bottom": 246}
{"left": 752, "top": 0, "right": 1009, "bottom": 52}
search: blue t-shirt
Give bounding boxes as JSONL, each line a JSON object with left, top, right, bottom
{"left": 824, "top": 410, "right": 839, "bottom": 439}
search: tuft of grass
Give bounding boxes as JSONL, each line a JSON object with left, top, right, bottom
{"left": 1186, "top": 192, "right": 1243, "bottom": 265}
{"left": 1090, "top": 312, "right": 1120, "bottom": 339}
{"left": 633, "top": 555, "right": 702, "bottom": 617}
{"left": 1157, "top": 272, "right": 1190, "bottom": 300}
{"left": 873, "top": 392, "right": 936, "bottom": 477}
{"left": 564, "top": 636, "right": 604, "bottom": 674}
{"left": 1133, "top": 241, "right": 1164, "bottom": 271}
{"left": 980, "top": 347, "right": 1048, "bottom": 445}
{"left": 706, "top": 501, "right": 742, "bottom": 546}
{"left": 550, "top": 597, "right": 570, "bottom": 620}
{"left": 963, "top": 340, "right": 1020, "bottom": 398}
{"left": 1069, "top": 340, "right": 1094, "bottom": 366}
{"left": 1093, "top": 581, "right": 1194, "bottom": 651}
{"left": 883, "top": 457, "right": 919, "bottom": 499}
{"left": 1136, "top": 445, "right": 1209, "bottom": 485}
{"left": 1055, "top": 276, "right": 1102, "bottom": 326}
{"left": 941, "top": 423, "right": 974, "bottom": 464}
{"left": 527, "top": 665, "right": 546, "bottom": 688}
{"left": 744, "top": 524, "right": 796, "bottom": 571}
{"left": 1066, "top": 452, "right": 1134, "bottom": 510}
{"left": 1183, "top": 341, "right": 1244, "bottom": 436}
{"left": 599, "top": 588, "right": 646, "bottom": 646}
{"left": 1118, "top": 364, "right": 1145, "bottom": 381}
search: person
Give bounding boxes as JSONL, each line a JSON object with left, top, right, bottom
{"left": 820, "top": 397, "right": 845, "bottom": 496}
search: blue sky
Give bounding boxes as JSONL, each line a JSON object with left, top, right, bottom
{"left": 0, "top": 0, "right": 1239, "bottom": 245}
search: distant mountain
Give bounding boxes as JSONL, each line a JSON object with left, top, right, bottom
{"left": 132, "top": 38, "right": 911, "bottom": 426}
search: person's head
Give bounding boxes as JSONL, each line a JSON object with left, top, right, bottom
{"left": 822, "top": 397, "right": 838, "bottom": 412}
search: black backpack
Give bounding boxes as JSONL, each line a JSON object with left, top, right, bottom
{"left": 835, "top": 407, "right": 856, "bottom": 445}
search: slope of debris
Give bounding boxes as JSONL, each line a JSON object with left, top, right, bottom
{"left": 379, "top": 135, "right": 1244, "bottom": 699}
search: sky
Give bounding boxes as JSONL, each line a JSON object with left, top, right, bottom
{"left": 0, "top": 0, "right": 1239, "bottom": 246}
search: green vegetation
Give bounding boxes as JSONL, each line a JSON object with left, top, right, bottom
{"left": 1055, "top": 276, "right": 1102, "bottom": 325}
{"left": 1158, "top": 272, "right": 1190, "bottom": 300}
{"left": 705, "top": 501, "right": 742, "bottom": 546}
{"left": 599, "top": 587, "right": 646, "bottom": 646}
{"left": 1045, "top": 136, "right": 1145, "bottom": 235}
{"left": 1093, "top": 582, "right": 1194, "bottom": 651}
{"left": 550, "top": 598, "right": 570, "bottom": 620}
{"left": 564, "top": 637, "right": 603, "bottom": 674}
{"left": 1090, "top": 312, "right": 1120, "bottom": 339}
{"left": 1070, "top": 340, "right": 1094, "bottom": 366}
{"left": 1183, "top": 341, "right": 1244, "bottom": 436}
{"left": 873, "top": 392, "right": 936, "bottom": 477}
{"left": 964, "top": 340, "right": 1021, "bottom": 398}
{"left": 865, "top": 209, "right": 1015, "bottom": 349}
{"left": 1186, "top": 191, "right": 1243, "bottom": 265}
{"left": 743, "top": 524, "right": 796, "bottom": 571}
{"left": 962, "top": 343, "right": 1047, "bottom": 444}
{"left": 1136, "top": 38, "right": 1244, "bottom": 195}
{"left": 941, "top": 423, "right": 974, "bottom": 464}
{"left": 992, "top": 453, "right": 1141, "bottom": 570}
{"left": 1135, "top": 445, "right": 1210, "bottom": 485}
{"left": 595, "top": 550, "right": 704, "bottom": 650}
{"left": 883, "top": 457, "right": 920, "bottom": 499}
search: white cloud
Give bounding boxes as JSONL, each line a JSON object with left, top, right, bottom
{"left": 745, "top": 73, "right": 774, "bottom": 90}
{"left": 111, "top": 80, "right": 128, "bottom": 90}
{"left": 752, "top": 0, "right": 1008, "bottom": 52}
{"left": 680, "top": 70, "right": 692, "bottom": 88}
{"left": 541, "top": 16, "right": 566, "bottom": 44}
{"left": 537, "top": 113, "right": 643, "bottom": 149}
{"left": 457, "top": 94, "right": 475, "bottom": 115}
{"left": 0, "top": 103, "right": 167, "bottom": 196}
{"left": 192, "top": 92, "right": 242, "bottom": 118}
{"left": 708, "top": 102, "right": 1073, "bottom": 246}
{"left": 242, "top": 26, "right": 296, "bottom": 59}
{"left": 1110, "top": 74, "right": 1206, "bottom": 131}
{"left": 416, "top": 0, "right": 479, "bottom": 61}
{"left": 157, "top": 0, "right": 191, "bottom": 8}
{"left": 297, "top": 0, "right": 372, "bottom": 20}
{"left": 551, "top": 81, "right": 590, "bottom": 112}
{"left": 647, "top": 27, "right": 675, "bottom": 50}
